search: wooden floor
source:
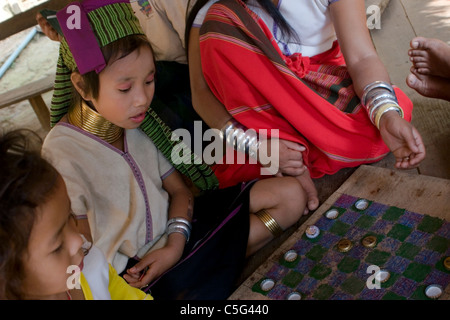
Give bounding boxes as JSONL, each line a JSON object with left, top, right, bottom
{"left": 370, "top": 0, "right": 450, "bottom": 180}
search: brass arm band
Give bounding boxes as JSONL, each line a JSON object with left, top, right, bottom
{"left": 254, "top": 209, "right": 283, "bottom": 237}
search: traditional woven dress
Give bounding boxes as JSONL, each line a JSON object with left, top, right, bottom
{"left": 196, "top": 0, "right": 413, "bottom": 188}
{"left": 44, "top": 0, "right": 251, "bottom": 300}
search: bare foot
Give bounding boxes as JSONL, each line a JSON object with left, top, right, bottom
{"left": 408, "top": 37, "right": 450, "bottom": 78}
{"left": 295, "top": 170, "right": 319, "bottom": 215}
{"left": 406, "top": 68, "right": 450, "bottom": 101}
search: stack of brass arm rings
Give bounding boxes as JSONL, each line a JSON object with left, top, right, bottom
{"left": 220, "top": 119, "right": 261, "bottom": 159}
{"left": 361, "top": 81, "right": 404, "bottom": 129}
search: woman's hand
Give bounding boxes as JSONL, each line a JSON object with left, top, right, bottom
{"left": 379, "top": 111, "right": 426, "bottom": 169}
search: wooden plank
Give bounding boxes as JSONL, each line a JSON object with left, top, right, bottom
{"left": 28, "top": 95, "right": 50, "bottom": 131}
{"left": 334, "top": 165, "right": 450, "bottom": 220}
{"left": 230, "top": 165, "right": 450, "bottom": 300}
{"left": 0, "top": 74, "right": 54, "bottom": 109}
{"left": 0, "top": 0, "right": 68, "bottom": 41}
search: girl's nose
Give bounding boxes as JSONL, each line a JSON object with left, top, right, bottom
{"left": 134, "top": 87, "right": 150, "bottom": 108}
{"left": 68, "top": 228, "right": 84, "bottom": 257}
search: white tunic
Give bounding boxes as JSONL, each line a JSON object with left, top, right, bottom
{"left": 130, "top": 0, "right": 194, "bottom": 64}
{"left": 194, "top": 0, "right": 340, "bottom": 57}
{"left": 42, "top": 123, "right": 174, "bottom": 273}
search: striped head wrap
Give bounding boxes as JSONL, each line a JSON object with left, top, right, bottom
{"left": 50, "top": 0, "right": 219, "bottom": 190}
{"left": 51, "top": 0, "right": 144, "bottom": 124}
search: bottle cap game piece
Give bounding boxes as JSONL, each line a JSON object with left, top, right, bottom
{"left": 325, "top": 208, "right": 339, "bottom": 220}
{"left": 361, "top": 235, "right": 377, "bottom": 248}
{"left": 284, "top": 250, "right": 298, "bottom": 262}
{"left": 425, "top": 284, "right": 443, "bottom": 299}
{"left": 286, "top": 292, "right": 302, "bottom": 300}
{"left": 305, "top": 225, "right": 320, "bottom": 239}
{"left": 336, "top": 239, "right": 353, "bottom": 253}
{"left": 260, "top": 279, "right": 275, "bottom": 292}
{"left": 355, "top": 199, "right": 369, "bottom": 210}
{"left": 375, "top": 269, "right": 390, "bottom": 283}
{"left": 444, "top": 257, "right": 450, "bottom": 271}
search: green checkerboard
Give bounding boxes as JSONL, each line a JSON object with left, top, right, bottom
{"left": 252, "top": 194, "right": 450, "bottom": 300}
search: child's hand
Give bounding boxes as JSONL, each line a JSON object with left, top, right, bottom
{"left": 378, "top": 111, "right": 426, "bottom": 169}
{"left": 260, "top": 138, "right": 307, "bottom": 176}
{"left": 123, "top": 240, "right": 184, "bottom": 289}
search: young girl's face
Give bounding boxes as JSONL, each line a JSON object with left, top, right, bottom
{"left": 88, "top": 45, "right": 156, "bottom": 129}
{"left": 21, "top": 176, "right": 84, "bottom": 299}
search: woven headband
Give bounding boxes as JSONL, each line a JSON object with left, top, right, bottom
{"left": 49, "top": 0, "right": 219, "bottom": 191}
{"left": 51, "top": 0, "right": 144, "bottom": 126}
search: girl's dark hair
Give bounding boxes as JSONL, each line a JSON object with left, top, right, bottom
{"left": 0, "top": 129, "right": 59, "bottom": 300}
{"left": 74, "top": 34, "right": 153, "bottom": 103}
{"left": 185, "top": 0, "right": 297, "bottom": 55}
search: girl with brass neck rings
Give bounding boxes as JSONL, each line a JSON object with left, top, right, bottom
{"left": 42, "top": 0, "right": 307, "bottom": 299}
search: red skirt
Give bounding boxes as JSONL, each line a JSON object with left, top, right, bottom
{"left": 200, "top": 0, "right": 413, "bottom": 188}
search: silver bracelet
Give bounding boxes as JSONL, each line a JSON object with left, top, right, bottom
{"left": 361, "top": 81, "right": 403, "bottom": 126}
{"left": 167, "top": 222, "right": 191, "bottom": 242}
{"left": 220, "top": 119, "right": 261, "bottom": 159}
{"left": 167, "top": 217, "right": 192, "bottom": 230}
{"left": 361, "top": 81, "right": 396, "bottom": 106}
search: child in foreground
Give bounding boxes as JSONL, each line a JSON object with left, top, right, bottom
{"left": 42, "top": 0, "right": 306, "bottom": 299}
{"left": 0, "top": 129, "right": 152, "bottom": 300}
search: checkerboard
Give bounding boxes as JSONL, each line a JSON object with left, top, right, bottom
{"left": 251, "top": 194, "right": 450, "bottom": 300}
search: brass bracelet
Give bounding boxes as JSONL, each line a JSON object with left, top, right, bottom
{"left": 374, "top": 103, "right": 404, "bottom": 129}
{"left": 254, "top": 209, "right": 283, "bottom": 237}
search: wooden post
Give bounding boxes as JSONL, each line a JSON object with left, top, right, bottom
{"left": 28, "top": 95, "right": 51, "bottom": 131}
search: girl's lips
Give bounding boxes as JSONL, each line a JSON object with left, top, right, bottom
{"left": 130, "top": 112, "right": 146, "bottom": 123}
{"left": 78, "top": 259, "right": 84, "bottom": 272}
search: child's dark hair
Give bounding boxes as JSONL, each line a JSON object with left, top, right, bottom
{"left": 73, "top": 34, "right": 153, "bottom": 102}
{"left": 0, "top": 129, "right": 59, "bottom": 299}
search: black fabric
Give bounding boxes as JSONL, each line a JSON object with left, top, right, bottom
{"left": 152, "top": 61, "right": 210, "bottom": 137}
{"left": 121, "top": 181, "right": 255, "bottom": 300}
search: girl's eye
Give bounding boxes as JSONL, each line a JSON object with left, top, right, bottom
{"left": 119, "top": 87, "right": 131, "bottom": 93}
{"left": 146, "top": 75, "right": 155, "bottom": 85}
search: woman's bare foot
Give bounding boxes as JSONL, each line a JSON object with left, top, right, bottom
{"left": 406, "top": 67, "right": 450, "bottom": 101}
{"left": 408, "top": 37, "right": 450, "bottom": 78}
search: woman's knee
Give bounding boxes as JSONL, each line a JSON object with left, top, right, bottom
{"left": 273, "top": 177, "right": 307, "bottom": 223}
{"left": 250, "top": 176, "right": 307, "bottom": 226}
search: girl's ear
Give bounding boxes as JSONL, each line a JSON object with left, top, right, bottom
{"left": 71, "top": 72, "right": 92, "bottom": 101}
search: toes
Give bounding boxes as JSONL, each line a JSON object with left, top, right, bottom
{"left": 409, "top": 49, "right": 428, "bottom": 59}
{"left": 410, "top": 36, "right": 428, "bottom": 50}
{"left": 406, "top": 73, "right": 419, "bottom": 88}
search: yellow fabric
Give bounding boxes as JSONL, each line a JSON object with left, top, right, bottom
{"left": 80, "top": 265, "right": 153, "bottom": 300}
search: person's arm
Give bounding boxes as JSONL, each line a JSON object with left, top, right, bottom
{"left": 329, "top": 0, "right": 390, "bottom": 96}
{"left": 188, "top": 26, "right": 232, "bottom": 129}
{"left": 123, "top": 170, "right": 193, "bottom": 287}
{"left": 330, "top": 0, "right": 426, "bottom": 169}
{"left": 188, "top": 26, "right": 306, "bottom": 175}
